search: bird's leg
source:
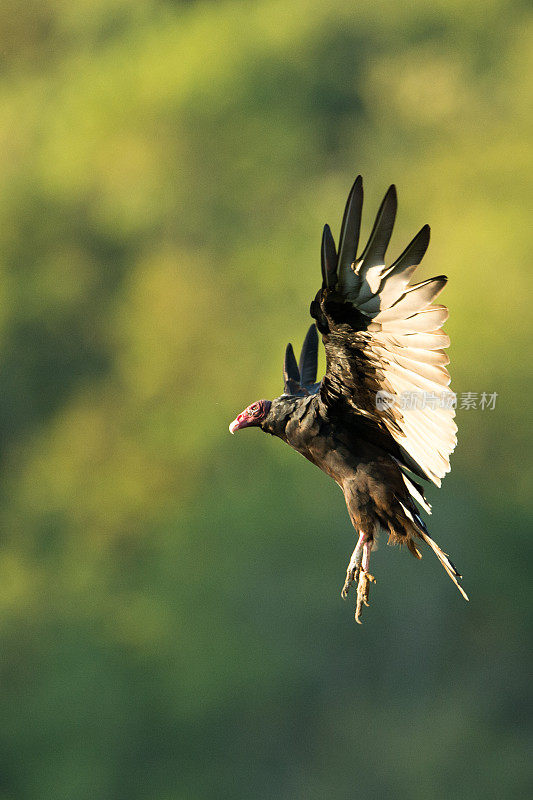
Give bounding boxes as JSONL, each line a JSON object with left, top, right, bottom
{"left": 355, "top": 539, "right": 376, "bottom": 624}
{"left": 341, "top": 532, "right": 366, "bottom": 599}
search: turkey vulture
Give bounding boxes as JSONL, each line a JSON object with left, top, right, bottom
{"left": 229, "top": 176, "right": 468, "bottom": 622}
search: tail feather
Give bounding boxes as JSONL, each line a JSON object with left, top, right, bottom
{"left": 419, "top": 531, "right": 469, "bottom": 601}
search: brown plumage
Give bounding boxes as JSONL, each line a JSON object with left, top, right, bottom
{"left": 229, "top": 176, "right": 468, "bottom": 622}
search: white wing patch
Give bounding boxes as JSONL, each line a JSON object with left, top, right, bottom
{"left": 349, "top": 270, "right": 455, "bottom": 487}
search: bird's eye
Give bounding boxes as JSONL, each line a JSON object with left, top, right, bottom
{"left": 250, "top": 403, "right": 259, "bottom": 414}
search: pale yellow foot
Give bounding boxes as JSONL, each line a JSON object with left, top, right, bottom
{"left": 354, "top": 570, "right": 376, "bottom": 624}
{"left": 341, "top": 565, "right": 359, "bottom": 599}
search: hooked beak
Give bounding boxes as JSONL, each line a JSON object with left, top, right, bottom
{"left": 229, "top": 412, "right": 252, "bottom": 434}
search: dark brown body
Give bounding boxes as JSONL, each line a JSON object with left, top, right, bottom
{"left": 262, "top": 395, "right": 421, "bottom": 548}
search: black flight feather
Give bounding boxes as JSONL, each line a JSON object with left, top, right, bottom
{"left": 337, "top": 174, "right": 363, "bottom": 274}
{"left": 359, "top": 184, "right": 397, "bottom": 268}
{"left": 298, "top": 325, "right": 318, "bottom": 387}
{"left": 383, "top": 223, "right": 431, "bottom": 278}
{"left": 283, "top": 343, "right": 300, "bottom": 394}
{"left": 321, "top": 224, "right": 338, "bottom": 288}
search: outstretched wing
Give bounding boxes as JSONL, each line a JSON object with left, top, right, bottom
{"left": 282, "top": 325, "right": 320, "bottom": 397}
{"left": 310, "top": 176, "right": 456, "bottom": 487}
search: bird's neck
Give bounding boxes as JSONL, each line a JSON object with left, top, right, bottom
{"left": 261, "top": 396, "right": 310, "bottom": 440}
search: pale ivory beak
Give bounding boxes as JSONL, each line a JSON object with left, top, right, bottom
{"left": 229, "top": 413, "right": 248, "bottom": 434}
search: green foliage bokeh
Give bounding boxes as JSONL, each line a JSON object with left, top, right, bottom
{"left": 0, "top": 1, "right": 531, "bottom": 798}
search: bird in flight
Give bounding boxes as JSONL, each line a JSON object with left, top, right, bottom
{"left": 229, "top": 176, "right": 468, "bottom": 622}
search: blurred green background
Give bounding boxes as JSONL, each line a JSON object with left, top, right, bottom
{"left": 0, "top": 1, "right": 531, "bottom": 798}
